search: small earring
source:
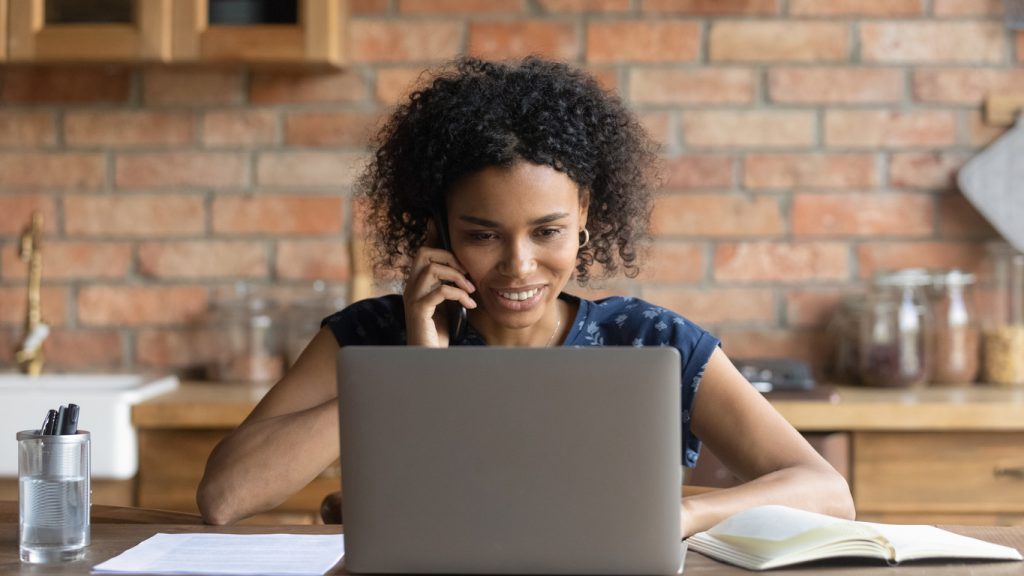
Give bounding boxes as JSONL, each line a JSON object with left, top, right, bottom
{"left": 578, "top": 228, "right": 590, "bottom": 248}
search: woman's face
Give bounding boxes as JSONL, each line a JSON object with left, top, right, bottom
{"left": 446, "top": 161, "right": 588, "bottom": 337}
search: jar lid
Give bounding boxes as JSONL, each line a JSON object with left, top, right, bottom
{"left": 931, "top": 269, "right": 976, "bottom": 286}
{"left": 873, "top": 268, "right": 932, "bottom": 288}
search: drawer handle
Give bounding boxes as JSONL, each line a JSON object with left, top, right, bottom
{"left": 994, "top": 466, "right": 1024, "bottom": 479}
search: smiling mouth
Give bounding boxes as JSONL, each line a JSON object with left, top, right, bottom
{"left": 497, "top": 288, "right": 541, "bottom": 301}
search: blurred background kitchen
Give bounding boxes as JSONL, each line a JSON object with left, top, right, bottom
{"left": 1, "top": 0, "right": 1023, "bottom": 525}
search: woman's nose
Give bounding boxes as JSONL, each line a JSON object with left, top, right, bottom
{"left": 498, "top": 238, "right": 537, "bottom": 277}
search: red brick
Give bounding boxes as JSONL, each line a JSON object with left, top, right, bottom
{"left": 642, "top": 0, "right": 778, "bottom": 15}
{"left": 682, "top": 111, "right": 816, "bottom": 149}
{"left": 471, "top": 21, "right": 579, "bottom": 61}
{"left": 718, "top": 328, "right": 830, "bottom": 372}
{"left": 856, "top": 241, "right": 988, "bottom": 279}
{"left": 0, "top": 111, "right": 56, "bottom": 147}
{"left": 276, "top": 240, "right": 351, "bottom": 281}
{"left": 644, "top": 288, "right": 775, "bottom": 325}
{"left": 0, "top": 153, "right": 105, "bottom": 190}
{"left": 257, "top": 152, "right": 365, "bottom": 188}
{"left": 789, "top": 0, "right": 923, "bottom": 16}
{"left": 0, "top": 287, "right": 68, "bottom": 327}
{"left": 64, "top": 111, "right": 195, "bottom": 148}
{"left": 714, "top": 242, "right": 849, "bottom": 282}
{"left": 825, "top": 110, "right": 956, "bottom": 148}
{"left": 913, "top": 68, "right": 1024, "bottom": 105}
{"left": 651, "top": 193, "right": 784, "bottom": 237}
{"left": 136, "top": 328, "right": 216, "bottom": 370}
{"left": 351, "top": 0, "right": 391, "bottom": 14}
{"left": 587, "top": 21, "right": 699, "bottom": 63}
{"left": 710, "top": 22, "right": 848, "bottom": 62}
{"left": 584, "top": 66, "right": 618, "bottom": 91}
{"left": 138, "top": 241, "right": 269, "bottom": 279}
{"left": 284, "top": 111, "right": 381, "bottom": 147}
{"left": 116, "top": 152, "right": 248, "bottom": 189}
{"left": 202, "top": 110, "right": 278, "bottom": 147}
{"left": 142, "top": 68, "right": 245, "bottom": 106}
{"left": 630, "top": 68, "right": 754, "bottom": 105}
{"left": 1018, "top": 32, "right": 1024, "bottom": 64}
{"left": 1, "top": 67, "right": 131, "bottom": 104}
{"left": 212, "top": 196, "right": 344, "bottom": 235}
{"left": 1, "top": 242, "right": 131, "bottom": 280}
{"left": 658, "top": 155, "right": 734, "bottom": 189}
{"left": 966, "top": 110, "right": 1005, "bottom": 148}
{"left": 933, "top": 0, "right": 1003, "bottom": 16}
{"left": 938, "top": 194, "right": 999, "bottom": 239}
{"left": 861, "top": 22, "right": 1004, "bottom": 63}
{"left": 635, "top": 242, "right": 705, "bottom": 283}
{"left": 792, "top": 193, "right": 934, "bottom": 237}
{"left": 64, "top": 195, "right": 205, "bottom": 237}
{"left": 637, "top": 112, "right": 672, "bottom": 148}
{"left": 251, "top": 70, "right": 368, "bottom": 104}
{"left": 399, "top": 0, "right": 524, "bottom": 13}
{"left": 889, "top": 152, "right": 968, "bottom": 189}
{"left": 768, "top": 67, "right": 903, "bottom": 104}
{"left": 42, "top": 329, "right": 123, "bottom": 370}
{"left": 78, "top": 286, "right": 209, "bottom": 327}
{"left": 375, "top": 67, "right": 430, "bottom": 104}
{"left": 351, "top": 21, "right": 462, "bottom": 63}
{"left": 0, "top": 195, "right": 58, "bottom": 235}
{"left": 744, "top": 153, "right": 876, "bottom": 189}
{"left": 539, "top": 0, "right": 630, "bottom": 12}
{"left": 785, "top": 288, "right": 848, "bottom": 327}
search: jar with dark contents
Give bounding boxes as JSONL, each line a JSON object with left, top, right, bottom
{"left": 828, "top": 295, "right": 865, "bottom": 385}
{"left": 859, "top": 269, "right": 933, "bottom": 387}
{"left": 930, "top": 270, "right": 980, "bottom": 386}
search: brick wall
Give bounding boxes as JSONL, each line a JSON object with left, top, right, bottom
{"left": 0, "top": 0, "right": 1019, "bottom": 375}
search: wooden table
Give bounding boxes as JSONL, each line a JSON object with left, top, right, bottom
{"left": 3, "top": 520, "right": 1023, "bottom": 575}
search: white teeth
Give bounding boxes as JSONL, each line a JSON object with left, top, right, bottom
{"left": 499, "top": 288, "right": 539, "bottom": 301}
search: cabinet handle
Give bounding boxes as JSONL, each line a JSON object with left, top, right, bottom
{"left": 994, "top": 466, "right": 1024, "bottom": 479}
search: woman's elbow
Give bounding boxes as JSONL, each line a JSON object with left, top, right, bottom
{"left": 823, "top": 468, "right": 856, "bottom": 521}
{"left": 196, "top": 472, "right": 236, "bottom": 525}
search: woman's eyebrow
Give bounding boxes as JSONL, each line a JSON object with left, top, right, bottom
{"left": 458, "top": 212, "right": 570, "bottom": 227}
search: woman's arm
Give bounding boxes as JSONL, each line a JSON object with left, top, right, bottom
{"left": 681, "top": 347, "right": 855, "bottom": 537}
{"left": 196, "top": 328, "right": 341, "bottom": 525}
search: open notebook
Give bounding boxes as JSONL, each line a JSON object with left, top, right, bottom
{"left": 688, "top": 505, "right": 1022, "bottom": 571}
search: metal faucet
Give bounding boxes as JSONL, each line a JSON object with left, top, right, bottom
{"left": 15, "top": 212, "right": 48, "bottom": 376}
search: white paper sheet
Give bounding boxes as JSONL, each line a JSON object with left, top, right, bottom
{"left": 91, "top": 532, "right": 345, "bottom": 575}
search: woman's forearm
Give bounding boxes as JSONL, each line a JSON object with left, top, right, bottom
{"left": 680, "top": 463, "right": 854, "bottom": 537}
{"left": 196, "top": 399, "right": 339, "bottom": 525}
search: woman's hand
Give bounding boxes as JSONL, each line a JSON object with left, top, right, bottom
{"left": 403, "top": 246, "right": 477, "bottom": 347}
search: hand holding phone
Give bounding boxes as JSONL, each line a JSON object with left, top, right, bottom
{"left": 433, "top": 211, "right": 468, "bottom": 344}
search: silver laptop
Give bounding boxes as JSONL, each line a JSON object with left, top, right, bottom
{"left": 337, "top": 347, "right": 685, "bottom": 575}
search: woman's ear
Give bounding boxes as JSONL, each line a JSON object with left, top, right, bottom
{"left": 578, "top": 189, "right": 590, "bottom": 230}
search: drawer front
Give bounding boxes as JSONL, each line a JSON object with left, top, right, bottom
{"left": 854, "top": 432, "right": 1024, "bottom": 514}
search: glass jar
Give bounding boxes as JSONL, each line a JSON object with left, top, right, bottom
{"left": 285, "top": 281, "right": 347, "bottom": 366}
{"left": 828, "top": 295, "right": 865, "bottom": 385}
{"left": 981, "top": 243, "right": 1024, "bottom": 386}
{"left": 930, "top": 270, "right": 980, "bottom": 386}
{"left": 207, "top": 287, "right": 285, "bottom": 384}
{"left": 859, "top": 269, "right": 933, "bottom": 388}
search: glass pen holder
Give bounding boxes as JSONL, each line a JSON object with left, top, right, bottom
{"left": 17, "top": 430, "right": 91, "bottom": 563}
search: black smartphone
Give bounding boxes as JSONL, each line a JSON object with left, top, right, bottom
{"left": 432, "top": 209, "right": 468, "bottom": 344}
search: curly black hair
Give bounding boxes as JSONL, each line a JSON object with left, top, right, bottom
{"left": 357, "top": 56, "right": 658, "bottom": 285}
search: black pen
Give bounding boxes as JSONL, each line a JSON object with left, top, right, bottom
{"left": 61, "top": 404, "right": 80, "bottom": 435}
{"left": 53, "top": 405, "right": 66, "bottom": 436}
{"left": 40, "top": 409, "right": 57, "bottom": 435}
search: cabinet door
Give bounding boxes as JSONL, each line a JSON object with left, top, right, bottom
{"left": 1, "top": 0, "right": 7, "bottom": 60}
{"left": 8, "top": 0, "right": 172, "bottom": 62}
{"left": 171, "top": 0, "right": 345, "bottom": 66}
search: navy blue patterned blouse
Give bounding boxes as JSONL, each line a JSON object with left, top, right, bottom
{"left": 322, "top": 293, "right": 721, "bottom": 468}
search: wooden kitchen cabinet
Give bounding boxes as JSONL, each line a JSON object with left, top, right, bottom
{"left": 171, "top": 0, "right": 345, "bottom": 66}
{"left": 3, "top": 0, "right": 345, "bottom": 65}
{"left": 7, "top": 0, "right": 173, "bottom": 62}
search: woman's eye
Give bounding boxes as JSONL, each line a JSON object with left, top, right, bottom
{"left": 536, "top": 228, "right": 564, "bottom": 239}
{"left": 468, "top": 231, "right": 497, "bottom": 242}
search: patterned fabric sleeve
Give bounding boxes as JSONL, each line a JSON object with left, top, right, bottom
{"left": 320, "top": 295, "right": 407, "bottom": 346}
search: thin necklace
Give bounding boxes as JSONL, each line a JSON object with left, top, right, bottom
{"left": 545, "top": 311, "right": 563, "bottom": 348}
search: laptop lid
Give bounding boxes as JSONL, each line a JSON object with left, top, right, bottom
{"left": 337, "top": 346, "right": 683, "bottom": 575}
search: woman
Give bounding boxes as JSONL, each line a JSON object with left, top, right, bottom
{"left": 197, "top": 57, "right": 854, "bottom": 535}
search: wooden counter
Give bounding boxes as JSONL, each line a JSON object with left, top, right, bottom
{"left": 131, "top": 382, "right": 1024, "bottom": 526}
